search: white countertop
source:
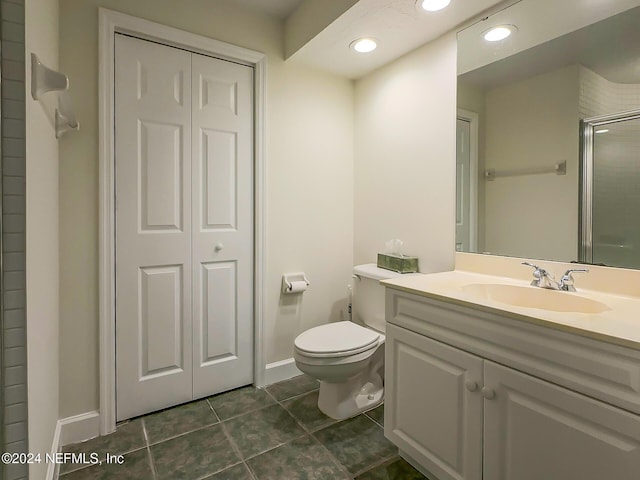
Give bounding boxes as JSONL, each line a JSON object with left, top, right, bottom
{"left": 382, "top": 270, "right": 640, "bottom": 350}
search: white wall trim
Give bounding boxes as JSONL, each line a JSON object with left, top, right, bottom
{"left": 44, "top": 411, "right": 104, "bottom": 479}
{"left": 45, "top": 420, "right": 62, "bottom": 480}
{"left": 98, "top": 8, "right": 267, "bottom": 434}
{"left": 253, "top": 51, "right": 268, "bottom": 389}
{"left": 264, "top": 358, "right": 302, "bottom": 386}
{"left": 457, "top": 108, "right": 479, "bottom": 252}
{"left": 58, "top": 411, "right": 100, "bottom": 447}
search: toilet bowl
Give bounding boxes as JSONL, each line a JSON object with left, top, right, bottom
{"left": 293, "top": 264, "right": 402, "bottom": 420}
{"left": 294, "top": 321, "right": 385, "bottom": 419}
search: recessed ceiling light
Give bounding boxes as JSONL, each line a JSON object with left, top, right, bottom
{"left": 350, "top": 38, "right": 377, "bottom": 53}
{"left": 595, "top": 129, "right": 610, "bottom": 134}
{"left": 419, "top": 0, "right": 451, "bottom": 12}
{"left": 483, "top": 25, "right": 517, "bottom": 42}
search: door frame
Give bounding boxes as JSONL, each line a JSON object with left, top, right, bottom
{"left": 456, "top": 108, "right": 479, "bottom": 252}
{"left": 98, "top": 8, "right": 267, "bottom": 435}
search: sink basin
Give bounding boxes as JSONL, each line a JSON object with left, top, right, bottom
{"left": 461, "top": 283, "right": 611, "bottom": 314}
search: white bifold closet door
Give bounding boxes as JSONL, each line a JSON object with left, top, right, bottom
{"left": 115, "top": 34, "right": 253, "bottom": 421}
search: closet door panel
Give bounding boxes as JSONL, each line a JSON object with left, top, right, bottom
{"left": 191, "top": 53, "right": 254, "bottom": 398}
{"left": 115, "top": 34, "right": 193, "bottom": 421}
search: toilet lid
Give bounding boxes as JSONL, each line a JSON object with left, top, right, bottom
{"left": 294, "top": 321, "right": 380, "bottom": 357}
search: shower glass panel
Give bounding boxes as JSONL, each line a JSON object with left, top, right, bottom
{"left": 589, "top": 114, "right": 640, "bottom": 269}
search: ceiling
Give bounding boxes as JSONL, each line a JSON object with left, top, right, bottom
{"left": 225, "top": 0, "right": 509, "bottom": 79}
{"left": 459, "top": 5, "right": 640, "bottom": 90}
{"left": 219, "top": 0, "right": 640, "bottom": 81}
{"left": 286, "top": 0, "right": 505, "bottom": 79}
{"left": 231, "top": 0, "right": 305, "bottom": 19}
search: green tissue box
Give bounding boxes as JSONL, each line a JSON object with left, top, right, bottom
{"left": 377, "top": 253, "right": 419, "bottom": 274}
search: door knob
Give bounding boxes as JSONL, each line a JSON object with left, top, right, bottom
{"left": 465, "top": 380, "right": 478, "bottom": 392}
{"left": 482, "top": 387, "right": 496, "bottom": 400}
{"left": 214, "top": 243, "right": 224, "bottom": 252}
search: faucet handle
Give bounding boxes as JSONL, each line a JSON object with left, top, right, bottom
{"left": 522, "top": 262, "right": 553, "bottom": 287}
{"left": 522, "top": 261, "right": 551, "bottom": 277}
{"left": 560, "top": 268, "right": 589, "bottom": 292}
{"left": 563, "top": 268, "right": 589, "bottom": 275}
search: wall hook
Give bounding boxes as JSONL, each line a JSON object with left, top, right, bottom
{"left": 31, "top": 53, "right": 68, "bottom": 100}
{"left": 31, "top": 53, "right": 79, "bottom": 138}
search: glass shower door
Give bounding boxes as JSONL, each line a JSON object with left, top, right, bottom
{"left": 583, "top": 112, "right": 640, "bottom": 269}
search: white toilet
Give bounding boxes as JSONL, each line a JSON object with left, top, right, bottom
{"left": 293, "top": 264, "right": 402, "bottom": 420}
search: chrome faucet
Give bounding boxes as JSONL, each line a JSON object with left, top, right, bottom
{"left": 558, "top": 268, "right": 589, "bottom": 292}
{"left": 522, "top": 262, "right": 589, "bottom": 292}
{"left": 522, "top": 262, "right": 559, "bottom": 290}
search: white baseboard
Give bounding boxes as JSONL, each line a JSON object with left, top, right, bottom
{"left": 46, "top": 420, "right": 62, "bottom": 480}
{"left": 59, "top": 411, "right": 101, "bottom": 447}
{"left": 264, "top": 358, "right": 302, "bottom": 386}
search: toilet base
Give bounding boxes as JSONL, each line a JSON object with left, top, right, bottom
{"left": 316, "top": 345, "right": 385, "bottom": 420}
{"left": 317, "top": 375, "right": 383, "bottom": 420}
{"left": 294, "top": 328, "right": 386, "bottom": 421}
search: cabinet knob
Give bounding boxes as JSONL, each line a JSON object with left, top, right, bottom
{"left": 214, "top": 243, "right": 224, "bottom": 252}
{"left": 482, "top": 387, "right": 496, "bottom": 400}
{"left": 465, "top": 380, "right": 478, "bottom": 392}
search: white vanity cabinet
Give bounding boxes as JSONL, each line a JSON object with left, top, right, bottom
{"left": 484, "top": 361, "right": 640, "bottom": 480}
{"left": 386, "top": 323, "right": 483, "bottom": 480}
{"left": 384, "top": 288, "right": 640, "bottom": 480}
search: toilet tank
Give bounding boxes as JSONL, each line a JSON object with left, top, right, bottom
{"left": 352, "top": 264, "right": 403, "bottom": 333}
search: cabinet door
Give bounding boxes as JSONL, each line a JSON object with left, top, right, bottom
{"left": 484, "top": 361, "right": 640, "bottom": 480}
{"left": 385, "top": 324, "right": 483, "bottom": 480}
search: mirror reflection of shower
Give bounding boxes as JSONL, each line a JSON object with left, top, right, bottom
{"left": 581, "top": 110, "right": 640, "bottom": 269}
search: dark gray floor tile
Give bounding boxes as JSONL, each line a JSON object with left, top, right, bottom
{"left": 355, "top": 457, "right": 428, "bottom": 479}
{"left": 314, "top": 415, "right": 397, "bottom": 474}
{"left": 365, "top": 403, "right": 384, "bottom": 427}
{"left": 208, "top": 386, "right": 276, "bottom": 420}
{"left": 150, "top": 424, "right": 239, "bottom": 480}
{"left": 203, "top": 462, "right": 253, "bottom": 480}
{"left": 144, "top": 399, "right": 218, "bottom": 444}
{"left": 60, "top": 419, "right": 145, "bottom": 475}
{"left": 60, "top": 448, "right": 153, "bottom": 480}
{"left": 224, "top": 404, "right": 305, "bottom": 459}
{"left": 265, "top": 374, "right": 319, "bottom": 401}
{"left": 246, "top": 435, "right": 349, "bottom": 480}
{"left": 282, "top": 390, "right": 336, "bottom": 431}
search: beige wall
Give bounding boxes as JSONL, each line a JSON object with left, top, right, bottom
{"left": 25, "top": 0, "right": 60, "bottom": 475}
{"left": 59, "top": 0, "right": 354, "bottom": 418}
{"left": 483, "top": 65, "right": 580, "bottom": 262}
{"left": 354, "top": 33, "right": 457, "bottom": 274}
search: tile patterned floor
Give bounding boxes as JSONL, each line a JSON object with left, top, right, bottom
{"left": 59, "top": 375, "right": 429, "bottom": 479}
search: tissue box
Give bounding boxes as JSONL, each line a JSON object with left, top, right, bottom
{"left": 377, "top": 253, "right": 418, "bottom": 274}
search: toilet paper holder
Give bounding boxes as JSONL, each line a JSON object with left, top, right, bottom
{"left": 282, "top": 273, "right": 310, "bottom": 294}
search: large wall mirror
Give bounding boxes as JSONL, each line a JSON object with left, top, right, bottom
{"left": 456, "top": 0, "right": 640, "bottom": 269}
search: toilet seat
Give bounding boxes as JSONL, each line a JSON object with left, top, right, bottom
{"left": 294, "top": 321, "right": 380, "bottom": 358}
